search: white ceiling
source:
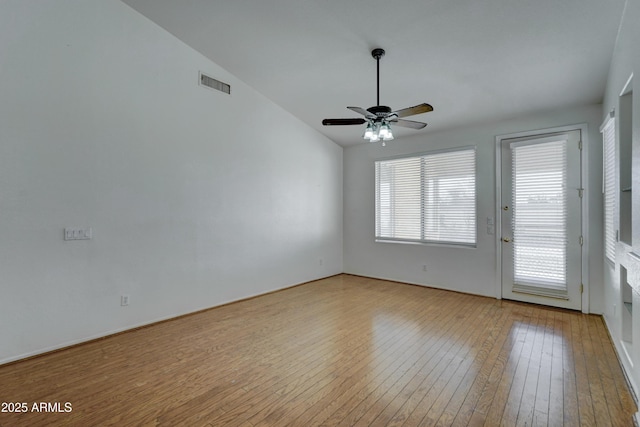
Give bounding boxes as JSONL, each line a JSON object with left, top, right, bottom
{"left": 121, "top": 0, "right": 625, "bottom": 147}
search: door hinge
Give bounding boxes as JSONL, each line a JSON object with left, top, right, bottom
{"left": 578, "top": 140, "right": 583, "bottom": 150}
{"left": 578, "top": 188, "right": 584, "bottom": 198}
{"left": 581, "top": 284, "right": 584, "bottom": 294}
{"left": 579, "top": 236, "right": 584, "bottom": 246}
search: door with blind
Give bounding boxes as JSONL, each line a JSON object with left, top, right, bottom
{"left": 500, "top": 130, "right": 582, "bottom": 310}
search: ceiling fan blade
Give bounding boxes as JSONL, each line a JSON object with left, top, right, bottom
{"left": 347, "top": 106, "right": 376, "bottom": 119}
{"left": 391, "top": 103, "right": 434, "bottom": 118}
{"left": 389, "top": 118, "right": 427, "bottom": 129}
{"left": 322, "top": 118, "right": 367, "bottom": 126}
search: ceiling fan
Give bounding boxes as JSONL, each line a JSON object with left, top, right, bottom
{"left": 322, "top": 48, "right": 433, "bottom": 145}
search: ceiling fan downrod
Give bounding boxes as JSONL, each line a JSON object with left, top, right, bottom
{"left": 372, "top": 48, "right": 385, "bottom": 107}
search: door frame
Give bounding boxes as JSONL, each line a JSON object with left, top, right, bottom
{"left": 495, "top": 123, "right": 590, "bottom": 313}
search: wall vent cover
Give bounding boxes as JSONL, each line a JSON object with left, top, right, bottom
{"left": 199, "top": 72, "right": 231, "bottom": 94}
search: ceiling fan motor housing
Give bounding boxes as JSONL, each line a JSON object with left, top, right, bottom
{"left": 367, "top": 105, "right": 392, "bottom": 119}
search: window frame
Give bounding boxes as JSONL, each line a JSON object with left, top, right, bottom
{"left": 374, "top": 145, "right": 478, "bottom": 248}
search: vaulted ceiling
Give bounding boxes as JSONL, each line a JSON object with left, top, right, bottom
{"left": 122, "top": 0, "right": 626, "bottom": 147}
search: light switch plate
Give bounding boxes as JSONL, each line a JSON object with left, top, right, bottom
{"left": 64, "top": 227, "right": 92, "bottom": 241}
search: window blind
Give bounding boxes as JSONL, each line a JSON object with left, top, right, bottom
{"left": 511, "top": 138, "right": 567, "bottom": 290}
{"left": 602, "top": 117, "right": 616, "bottom": 262}
{"left": 375, "top": 148, "right": 476, "bottom": 246}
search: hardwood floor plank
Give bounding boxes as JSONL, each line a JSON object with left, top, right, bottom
{"left": 107, "top": 288, "right": 346, "bottom": 425}
{"left": 473, "top": 305, "right": 534, "bottom": 426}
{"left": 593, "top": 315, "right": 637, "bottom": 423}
{"left": 544, "top": 311, "right": 564, "bottom": 426}
{"left": 164, "top": 284, "right": 394, "bottom": 425}
{"left": 446, "top": 301, "right": 517, "bottom": 427}
{"left": 416, "top": 303, "right": 502, "bottom": 427}
{"left": 585, "top": 315, "right": 629, "bottom": 427}
{"left": 0, "top": 275, "right": 635, "bottom": 427}
{"left": 500, "top": 303, "right": 542, "bottom": 426}
{"left": 530, "top": 309, "right": 555, "bottom": 427}
{"left": 417, "top": 301, "right": 511, "bottom": 427}
{"left": 375, "top": 295, "right": 489, "bottom": 427}
{"left": 560, "top": 311, "right": 580, "bottom": 426}
{"left": 515, "top": 308, "right": 548, "bottom": 427}
{"left": 308, "top": 293, "right": 482, "bottom": 426}
{"left": 569, "top": 312, "right": 596, "bottom": 426}
{"left": 359, "top": 297, "right": 497, "bottom": 427}
{"left": 209, "top": 280, "right": 440, "bottom": 426}
{"left": 581, "top": 315, "right": 611, "bottom": 427}
{"left": 320, "top": 302, "right": 484, "bottom": 427}
{"left": 250, "top": 290, "right": 443, "bottom": 426}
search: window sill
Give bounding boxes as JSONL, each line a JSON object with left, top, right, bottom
{"left": 375, "top": 238, "right": 477, "bottom": 249}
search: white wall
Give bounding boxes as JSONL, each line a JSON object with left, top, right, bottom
{"left": 344, "top": 104, "right": 604, "bottom": 311}
{"left": 601, "top": 0, "right": 640, "bottom": 408}
{"left": 0, "top": 0, "right": 343, "bottom": 364}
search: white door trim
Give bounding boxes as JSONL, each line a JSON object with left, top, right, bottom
{"left": 495, "top": 123, "right": 590, "bottom": 313}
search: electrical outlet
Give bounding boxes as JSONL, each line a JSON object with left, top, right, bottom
{"left": 121, "top": 295, "right": 130, "bottom": 306}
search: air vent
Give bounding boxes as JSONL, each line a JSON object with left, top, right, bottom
{"left": 199, "top": 72, "right": 231, "bottom": 94}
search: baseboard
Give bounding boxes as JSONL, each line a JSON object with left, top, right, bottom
{"left": 602, "top": 314, "right": 640, "bottom": 421}
{"left": 342, "top": 272, "right": 495, "bottom": 299}
{"left": 0, "top": 273, "right": 342, "bottom": 367}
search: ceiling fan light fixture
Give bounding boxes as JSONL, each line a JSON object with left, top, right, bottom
{"left": 379, "top": 122, "right": 393, "bottom": 140}
{"left": 369, "top": 126, "right": 381, "bottom": 142}
{"left": 363, "top": 122, "right": 393, "bottom": 143}
{"left": 363, "top": 122, "right": 374, "bottom": 139}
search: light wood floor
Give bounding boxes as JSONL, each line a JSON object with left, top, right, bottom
{"left": 0, "top": 275, "right": 636, "bottom": 426}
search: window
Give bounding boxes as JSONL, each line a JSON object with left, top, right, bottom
{"left": 375, "top": 147, "right": 476, "bottom": 246}
{"left": 602, "top": 114, "right": 616, "bottom": 262}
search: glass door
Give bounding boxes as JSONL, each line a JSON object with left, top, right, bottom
{"left": 500, "top": 130, "right": 582, "bottom": 310}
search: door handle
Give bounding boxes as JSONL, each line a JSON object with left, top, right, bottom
{"left": 502, "top": 237, "right": 511, "bottom": 243}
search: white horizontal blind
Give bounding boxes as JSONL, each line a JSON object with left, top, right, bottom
{"left": 602, "top": 118, "right": 616, "bottom": 262}
{"left": 512, "top": 138, "right": 567, "bottom": 290}
{"left": 375, "top": 148, "right": 476, "bottom": 245}
{"left": 375, "top": 156, "right": 422, "bottom": 240}
{"left": 423, "top": 150, "right": 476, "bottom": 243}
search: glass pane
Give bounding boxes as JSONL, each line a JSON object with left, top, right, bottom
{"left": 512, "top": 139, "right": 567, "bottom": 289}
{"left": 423, "top": 150, "right": 476, "bottom": 244}
{"left": 376, "top": 157, "right": 421, "bottom": 240}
